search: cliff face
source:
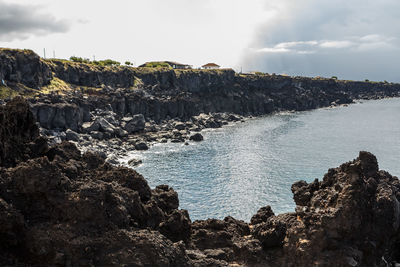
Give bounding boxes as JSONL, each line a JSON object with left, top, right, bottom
{"left": 1, "top": 48, "right": 400, "bottom": 132}
{"left": 1, "top": 98, "right": 400, "bottom": 266}
{"left": 0, "top": 48, "right": 52, "bottom": 89}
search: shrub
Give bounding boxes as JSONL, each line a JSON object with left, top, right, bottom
{"left": 331, "top": 76, "right": 338, "bottom": 80}
{"left": 99, "top": 59, "right": 120, "bottom": 66}
{"left": 69, "top": 57, "right": 120, "bottom": 67}
{"left": 69, "top": 56, "right": 90, "bottom": 63}
{"left": 143, "top": 62, "right": 172, "bottom": 69}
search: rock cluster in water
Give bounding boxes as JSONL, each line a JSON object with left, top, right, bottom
{"left": 2, "top": 98, "right": 400, "bottom": 266}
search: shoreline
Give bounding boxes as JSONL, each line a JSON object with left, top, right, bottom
{"left": 116, "top": 97, "right": 392, "bottom": 168}
{"left": 1, "top": 97, "right": 400, "bottom": 266}
{"left": 2, "top": 48, "right": 400, "bottom": 265}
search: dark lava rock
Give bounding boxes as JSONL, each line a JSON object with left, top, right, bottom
{"left": 135, "top": 142, "right": 149, "bottom": 150}
{"left": 125, "top": 114, "right": 145, "bottom": 134}
{"left": 171, "top": 137, "right": 185, "bottom": 143}
{"left": 250, "top": 206, "right": 275, "bottom": 225}
{"left": 0, "top": 99, "right": 190, "bottom": 266}
{"left": 32, "top": 102, "right": 83, "bottom": 132}
{"left": 1, "top": 97, "right": 400, "bottom": 267}
{"left": 65, "top": 129, "right": 79, "bottom": 141}
{"left": 174, "top": 122, "right": 186, "bottom": 130}
{"left": 128, "top": 158, "right": 143, "bottom": 167}
{"left": 189, "top": 133, "right": 204, "bottom": 141}
{"left": 0, "top": 48, "right": 52, "bottom": 89}
{"left": 0, "top": 97, "right": 47, "bottom": 168}
{"left": 280, "top": 151, "right": 400, "bottom": 266}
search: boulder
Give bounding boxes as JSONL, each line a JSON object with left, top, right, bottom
{"left": 135, "top": 142, "right": 149, "bottom": 150}
{"left": 65, "top": 129, "right": 79, "bottom": 142}
{"left": 97, "top": 117, "right": 116, "bottom": 134}
{"left": 81, "top": 121, "right": 99, "bottom": 133}
{"left": 189, "top": 133, "right": 204, "bottom": 142}
{"left": 116, "top": 128, "right": 128, "bottom": 138}
{"left": 128, "top": 158, "right": 143, "bottom": 167}
{"left": 125, "top": 114, "right": 145, "bottom": 134}
{"left": 90, "top": 131, "right": 104, "bottom": 140}
{"left": 174, "top": 122, "right": 186, "bottom": 130}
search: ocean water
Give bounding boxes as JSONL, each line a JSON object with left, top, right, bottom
{"left": 124, "top": 98, "right": 400, "bottom": 222}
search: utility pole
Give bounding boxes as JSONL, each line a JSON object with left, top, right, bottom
{"left": 53, "top": 50, "right": 55, "bottom": 58}
{"left": 43, "top": 48, "right": 46, "bottom": 59}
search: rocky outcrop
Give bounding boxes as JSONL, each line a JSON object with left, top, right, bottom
{"left": 0, "top": 99, "right": 191, "bottom": 266}
{"left": 1, "top": 98, "right": 400, "bottom": 266}
{"left": 0, "top": 48, "right": 51, "bottom": 89}
{"left": 281, "top": 151, "right": 400, "bottom": 266}
{"left": 48, "top": 59, "right": 136, "bottom": 88}
{"left": 0, "top": 97, "right": 47, "bottom": 168}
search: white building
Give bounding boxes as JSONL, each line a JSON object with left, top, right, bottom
{"left": 202, "top": 63, "right": 220, "bottom": 69}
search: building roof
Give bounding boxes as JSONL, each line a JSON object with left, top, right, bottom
{"left": 202, "top": 63, "right": 220, "bottom": 68}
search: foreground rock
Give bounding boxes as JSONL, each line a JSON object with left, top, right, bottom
{"left": 0, "top": 98, "right": 191, "bottom": 266}
{"left": 1, "top": 98, "right": 400, "bottom": 266}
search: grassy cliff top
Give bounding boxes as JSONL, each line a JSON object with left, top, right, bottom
{"left": 0, "top": 48, "right": 398, "bottom": 100}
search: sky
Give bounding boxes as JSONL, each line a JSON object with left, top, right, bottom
{"left": 1, "top": 0, "right": 399, "bottom": 82}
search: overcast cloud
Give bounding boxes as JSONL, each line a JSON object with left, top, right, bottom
{"left": 241, "top": 0, "right": 400, "bottom": 82}
{"left": 0, "top": 0, "right": 69, "bottom": 41}
{"left": 1, "top": 0, "right": 399, "bottom": 81}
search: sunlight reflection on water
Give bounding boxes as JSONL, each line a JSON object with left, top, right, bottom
{"left": 124, "top": 98, "right": 400, "bottom": 221}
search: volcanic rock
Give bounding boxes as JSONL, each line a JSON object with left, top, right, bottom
{"left": 1, "top": 97, "right": 400, "bottom": 267}
{"left": 189, "top": 133, "right": 204, "bottom": 142}
{"left": 135, "top": 142, "right": 149, "bottom": 150}
{"left": 125, "top": 114, "right": 145, "bottom": 134}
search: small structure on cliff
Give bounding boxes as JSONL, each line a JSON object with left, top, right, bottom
{"left": 139, "top": 61, "right": 192, "bottom": 69}
{"left": 202, "top": 63, "right": 220, "bottom": 69}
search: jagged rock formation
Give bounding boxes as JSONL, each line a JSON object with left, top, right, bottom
{"left": 1, "top": 98, "right": 400, "bottom": 266}
{"left": 0, "top": 98, "right": 191, "bottom": 266}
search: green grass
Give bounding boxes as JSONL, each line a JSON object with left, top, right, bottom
{"left": 0, "top": 86, "right": 19, "bottom": 99}
{"left": 40, "top": 77, "right": 71, "bottom": 94}
{"left": 133, "top": 77, "right": 144, "bottom": 87}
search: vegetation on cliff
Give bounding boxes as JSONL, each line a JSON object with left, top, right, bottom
{"left": 0, "top": 48, "right": 399, "bottom": 106}
{"left": 140, "top": 61, "right": 172, "bottom": 69}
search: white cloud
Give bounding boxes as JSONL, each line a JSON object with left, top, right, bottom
{"left": 242, "top": 0, "right": 400, "bottom": 81}
{"left": 1, "top": 0, "right": 399, "bottom": 81}
{"left": 0, "top": 0, "right": 70, "bottom": 41}
{"left": 0, "top": 0, "right": 272, "bottom": 69}
{"left": 319, "top": 40, "right": 354, "bottom": 48}
{"left": 257, "top": 47, "right": 290, "bottom": 53}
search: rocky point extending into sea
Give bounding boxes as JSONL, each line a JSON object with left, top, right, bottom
{"left": 1, "top": 48, "right": 400, "bottom": 266}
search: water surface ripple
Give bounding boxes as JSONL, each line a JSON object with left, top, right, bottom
{"left": 127, "top": 98, "right": 400, "bottom": 221}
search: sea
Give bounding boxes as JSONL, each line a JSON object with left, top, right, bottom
{"left": 123, "top": 98, "right": 400, "bottom": 222}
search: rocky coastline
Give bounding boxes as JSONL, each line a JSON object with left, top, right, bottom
{"left": 2, "top": 96, "right": 400, "bottom": 266}
{"left": 1, "top": 48, "right": 400, "bottom": 165}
